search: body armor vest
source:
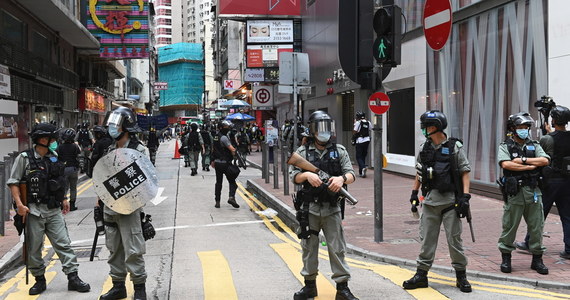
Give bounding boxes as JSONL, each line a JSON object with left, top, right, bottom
{"left": 358, "top": 121, "right": 370, "bottom": 138}
{"left": 549, "top": 131, "right": 570, "bottom": 176}
{"left": 201, "top": 131, "right": 211, "bottom": 145}
{"left": 302, "top": 144, "right": 343, "bottom": 202}
{"left": 57, "top": 143, "right": 80, "bottom": 168}
{"left": 212, "top": 134, "right": 233, "bottom": 162}
{"left": 418, "top": 139, "right": 457, "bottom": 194}
{"left": 503, "top": 138, "right": 541, "bottom": 186}
{"left": 24, "top": 149, "right": 66, "bottom": 208}
{"left": 187, "top": 132, "right": 201, "bottom": 151}
{"left": 77, "top": 129, "right": 91, "bottom": 146}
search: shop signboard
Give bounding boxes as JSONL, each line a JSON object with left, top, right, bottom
{"left": 79, "top": 89, "right": 106, "bottom": 112}
{"left": 0, "top": 64, "right": 11, "bottom": 96}
{"left": 246, "top": 20, "right": 294, "bottom": 44}
{"left": 247, "top": 45, "right": 293, "bottom": 68}
{"left": 87, "top": 0, "right": 150, "bottom": 58}
{"left": 219, "top": 0, "right": 300, "bottom": 16}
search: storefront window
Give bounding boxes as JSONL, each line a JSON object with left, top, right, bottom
{"left": 426, "top": 0, "right": 548, "bottom": 185}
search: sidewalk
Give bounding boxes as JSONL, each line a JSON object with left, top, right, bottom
{"left": 245, "top": 149, "right": 570, "bottom": 290}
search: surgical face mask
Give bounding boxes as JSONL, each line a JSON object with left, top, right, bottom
{"left": 108, "top": 126, "right": 122, "bottom": 139}
{"left": 220, "top": 127, "right": 230, "bottom": 135}
{"left": 48, "top": 141, "right": 58, "bottom": 152}
{"left": 516, "top": 129, "right": 529, "bottom": 139}
{"left": 422, "top": 128, "right": 429, "bottom": 138}
{"left": 316, "top": 132, "right": 331, "bottom": 143}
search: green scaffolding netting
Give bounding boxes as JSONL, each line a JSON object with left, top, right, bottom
{"left": 158, "top": 43, "right": 204, "bottom": 107}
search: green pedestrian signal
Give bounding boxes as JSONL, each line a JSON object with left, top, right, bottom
{"left": 372, "top": 6, "right": 402, "bottom": 66}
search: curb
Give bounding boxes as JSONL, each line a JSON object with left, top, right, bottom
{"left": 0, "top": 174, "right": 91, "bottom": 274}
{"left": 246, "top": 179, "right": 570, "bottom": 291}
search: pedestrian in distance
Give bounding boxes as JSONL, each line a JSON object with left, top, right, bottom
{"left": 403, "top": 110, "right": 473, "bottom": 293}
{"left": 7, "top": 123, "right": 90, "bottom": 296}
{"left": 200, "top": 124, "right": 214, "bottom": 172}
{"left": 352, "top": 111, "right": 371, "bottom": 178}
{"left": 497, "top": 112, "right": 550, "bottom": 275}
{"left": 289, "top": 111, "right": 359, "bottom": 300}
{"left": 211, "top": 120, "right": 241, "bottom": 209}
{"left": 56, "top": 128, "right": 81, "bottom": 211}
{"left": 147, "top": 127, "right": 160, "bottom": 166}
{"left": 236, "top": 126, "right": 250, "bottom": 165}
{"left": 185, "top": 123, "right": 205, "bottom": 176}
{"left": 99, "top": 106, "right": 150, "bottom": 300}
{"left": 76, "top": 122, "right": 94, "bottom": 174}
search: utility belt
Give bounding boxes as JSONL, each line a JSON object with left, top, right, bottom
{"left": 499, "top": 175, "right": 541, "bottom": 196}
{"left": 293, "top": 188, "right": 345, "bottom": 240}
{"left": 28, "top": 195, "right": 63, "bottom": 209}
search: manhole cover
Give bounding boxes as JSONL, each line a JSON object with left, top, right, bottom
{"left": 73, "top": 247, "right": 102, "bottom": 259}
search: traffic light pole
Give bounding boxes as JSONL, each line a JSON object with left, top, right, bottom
{"left": 373, "top": 70, "right": 384, "bottom": 243}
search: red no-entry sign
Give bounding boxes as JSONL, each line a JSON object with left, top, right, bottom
{"left": 423, "top": 0, "right": 452, "bottom": 51}
{"left": 368, "top": 92, "right": 390, "bottom": 115}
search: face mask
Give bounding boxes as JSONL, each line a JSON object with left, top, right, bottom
{"left": 316, "top": 132, "right": 331, "bottom": 143}
{"left": 108, "top": 126, "right": 122, "bottom": 139}
{"left": 422, "top": 128, "right": 429, "bottom": 138}
{"left": 516, "top": 129, "right": 529, "bottom": 139}
{"left": 220, "top": 128, "right": 229, "bottom": 135}
{"left": 48, "top": 141, "right": 58, "bottom": 152}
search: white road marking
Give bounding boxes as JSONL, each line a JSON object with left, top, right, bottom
{"left": 151, "top": 187, "right": 168, "bottom": 205}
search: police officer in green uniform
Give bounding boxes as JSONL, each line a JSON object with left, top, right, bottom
{"left": 200, "top": 124, "right": 214, "bottom": 171}
{"left": 7, "top": 123, "right": 90, "bottom": 295}
{"left": 289, "top": 111, "right": 358, "bottom": 300}
{"left": 403, "top": 111, "right": 472, "bottom": 293}
{"left": 184, "top": 123, "right": 204, "bottom": 176}
{"left": 497, "top": 112, "right": 549, "bottom": 275}
{"left": 211, "top": 120, "right": 240, "bottom": 209}
{"left": 100, "top": 107, "right": 149, "bottom": 300}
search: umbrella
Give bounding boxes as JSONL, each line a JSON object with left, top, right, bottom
{"left": 220, "top": 99, "right": 250, "bottom": 108}
{"left": 225, "top": 113, "right": 255, "bottom": 121}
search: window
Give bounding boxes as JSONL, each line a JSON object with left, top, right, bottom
{"left": 387, "top": 88, "right": 415, "bottom": 156}
{"left": 341, "top": 93, "right": 354, "bottom": 131}
{"left": 0, "top": 10, "right": 26, "bottom": 47}
{"left": 32, "top": 31, "right": 50, "bottom": 60}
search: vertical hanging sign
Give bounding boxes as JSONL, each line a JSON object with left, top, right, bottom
{"left": 87, "top": 0, "right": 150, "bottom": 58}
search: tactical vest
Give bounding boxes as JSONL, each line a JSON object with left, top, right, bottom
{"left": 78, "top": 129, "right": 91, "bottom": 146}
{"left": 23, "top": 149, "right": 66, "bottom": 208}
{"left": 187, "top": 132, "right": 201, "bottom": 151}
{"left": 503, "top": 138, "right": 542, "bottom": 186}
{"left": 418, "top": 139, "right": 458, "bottom": 194}
{"left": 358, "top": 121, "right": 370, "bottom": 138}
{"left": 212, "top": 134, "right": 233, "bottom": 162}
{"left": 302, "top": 144, "right": 343, "bottom": 202}
{"left": 549, "top": 131, "right": 570, "bottom": 176}
{"left": 237, "top": 132, "right": 248, "bottom": 146}
{"left": 201, "top": 131, "right": 211, "bottom": 145}
{"left": 57, "top": 143, "right": 80, "bottom": 168}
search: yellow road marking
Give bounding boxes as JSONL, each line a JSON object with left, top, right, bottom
{"left": 198, "top": 250, "right": 238, "bottom": 300}
{"left": 371, "top": 265, "right": 448, "bottom": 300}
{"left": 271, "top": 243, "right": 337, "bottom": 299}
{"left": 3, "top": 252, "right": 57, "bottom": 299}
{"left": 99, "top": 275, "right": 134, "bottom": 298}
{"left": 237, "top": 183, "right": 570, "bottom": 299}
{"left": 65, "top": 179, "right": 93, "bottom": 198}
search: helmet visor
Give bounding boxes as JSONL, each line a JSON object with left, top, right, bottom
{"left": 309, "top": 119, "right": 335, "bottom": 136}
{"left": 105, "top": 111, "right": 124, "bottom": 128}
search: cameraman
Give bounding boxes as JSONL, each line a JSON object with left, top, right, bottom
{"left": 516, "top": 106, "right": 570, "bottom": 259}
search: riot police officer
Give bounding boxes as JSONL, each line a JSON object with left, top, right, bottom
{"left": 515, "top": 106, "right": 570, "bottom": 259}
{"left": 236, "top": 126, "right": 250, "bottom": 164}
{"left": 184, "top": 123, "right": 204, "bottom": 176}
{"left": 211, "top": 120, "right": 240, "bottom": 209}
{"left": 76, "top": 122, "right": 94, "bottom": 173}
{"left": 200, "top": 124, "right": 214, "bottom": 171}
{"left": 89, "top": 125, "right": 114, "bottom": 177}
{"left": 56, "top": 128, "right": 81, "bottom": 211}
{"left": 498, "top": 112, "right": 549, "bottom": 275}
{"left": 99, "top": 107, "right": 149, "bottom": 300}
{"left": 353, "top": 111, "right": 371, "bottom": 178}
{"left": 289, "top": 111, "right": 358, "bottom": 300}
{"left": 403, "top": 111, "right": 472, "bottom": 293}
{"left": 7, "top": 123, "right": 90, "bottom": 295}
{"left": 147, "top": 127, "right": 160, "bottom": 166}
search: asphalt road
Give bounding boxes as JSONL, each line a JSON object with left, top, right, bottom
{"left": 0, "top": 143, "right": 568, "bottom": 300}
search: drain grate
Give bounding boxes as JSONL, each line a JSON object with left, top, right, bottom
{"left": 73, "top": 247, "right": 102, "bottom": 259}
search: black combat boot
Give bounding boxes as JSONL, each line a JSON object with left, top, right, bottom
{"left": 70, "top": 201, "right": 78, "bottom": 211}
{"left": 402, "top": 269, "right": 428, "bottom": 289}
{"left": 531, "top": 254, "right": 549, "bottom": 275}
{"left": 455, "top": 270, "right": 472, "bottom": 293}
{"left": 206, "top": 166, "right": 210, "bottom": 171}
{"left": 228, "top": 197, "right": 240, "bottom": 208}
{"left": 293, "top": 280, "right": 317, "bottom": 300}
{"left": 134, "top": 283, "right": 147, "bottom": 300}
{"left": 67, "top": 271, "right": 90, "bottom": 292}
{"left": 214, "top": 200, "right": 220, "bottom": 208}
{"left": 191, "top": 168, "right": 197, "bottom": 176}
{"left": 29, "top": 275, "right": 46, "bottom": 295}
{"left": 500, "top": 253, "right": 512, "bottom": 273}
{"left": 335, "top": 282, "right": 359, "bottom": 300}
{"left": 100, "top": 281, "right": 127, "bottom": 300}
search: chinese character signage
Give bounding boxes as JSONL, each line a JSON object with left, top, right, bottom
{"left": 79, "top": 89, "right": 106, "bottom": 112}
{"left": 0, "top": 64, "right": 11, "bottom": 96}
{"left": 247, "top": 20, "right": 293, "bottom": 44}
{"left": 87, "top": 0, "right": 149, "bottom": 58}
{"left": 219, "top": 0, "right": 300, "bottom": 16}
{"left": 246, "top": 45, "right": 293, "bottom": 68}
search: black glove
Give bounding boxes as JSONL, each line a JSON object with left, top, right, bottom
{"left": 410, "top": 190, "right": 419, "bottom": 206}
{"left": 455, "top": 193, "right": 471, "bottom": 218}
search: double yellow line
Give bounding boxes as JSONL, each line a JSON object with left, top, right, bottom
{"left": 236, "top": 183, "right": 570, "bottom": 300}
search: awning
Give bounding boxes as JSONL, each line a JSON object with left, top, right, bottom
{"left": 134, "top": 108, "right": 148, "bottom": 114}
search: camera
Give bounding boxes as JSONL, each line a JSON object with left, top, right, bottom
{"left": 534, "top": 95, "right": 556, "bottom": 118}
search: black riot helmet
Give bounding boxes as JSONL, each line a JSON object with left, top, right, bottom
{"left": 308, "top": 110, "right": 335, "bottom": 144}
{"left": 93, "top": 125, "right": 107, "bottom": 139}
{"left": 61, "top": 128, "right": 76, "bottom": 143}
{"left": 420, "top": 110, "right": 448, "bottom": 131}
{"left": 30, "top": 123, "right": 58, "bottom": 143}
{"left": 190, "top": 123, "right": 199, "bottom": 131}
{"left": 507, "top": 112, "right": 534, "bottom": 131}
{"left": 105, "top": 106, "right": 142, "bottom": 133}
{"left": 219, "top": 120, "right": 232, "bottom": 134}
{"left": 355, "top": 111, "right": 366, "bottom": 120}
{"left": 550, "top": 106, "right": 570, "bottom": 125}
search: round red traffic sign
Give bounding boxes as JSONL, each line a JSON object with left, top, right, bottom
{"left": 423, "top": 0, "right": 452, "bottom": 51}
{"left": 368, "top": 92, "right": 390, "bottom": 115}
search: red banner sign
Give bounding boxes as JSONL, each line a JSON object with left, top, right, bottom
{"left": 219, "top": 0, "right": 300, "bottom": 16}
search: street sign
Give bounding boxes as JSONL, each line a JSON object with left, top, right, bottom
{"left": 423, "top": 0, "right": 452, "bottom": 51}
{"left": 153, "top": 82, "right": 168, "bottom": 90}
{"left": 224, "top": 80, "right": 236, "bottom": 90}
{"left": 277, "top": 85, "right": 311, "bottom": 95}
{"left": 368, "top": 92, "right": 390, "bottom": 115}
{"left": 279, "top": 52, "right": 310, "bottom": 85}
{"left": 253, "top": 85, "right": 274, "bottom": 109}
